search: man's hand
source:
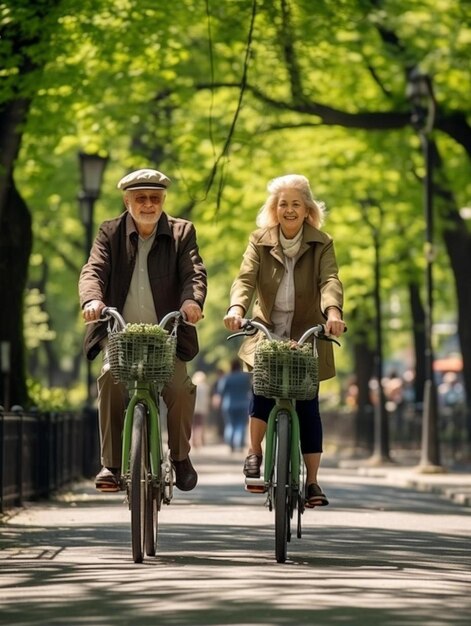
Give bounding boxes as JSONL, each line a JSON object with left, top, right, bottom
{"left": 181, "top": 299, "right": 203, "bottom": 324}
{"left": 83, "top": 300, "right": 106, "bottom": 322}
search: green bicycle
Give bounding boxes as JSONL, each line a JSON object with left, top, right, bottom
{"left": 229, "top": 319, "right": 339, "bottom": 563}
{"left": 100, "top": 306, "right": 183, "bottom": 563}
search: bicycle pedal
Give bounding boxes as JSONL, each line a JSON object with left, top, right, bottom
{"left": 245, "top": 478, "right": 267, "bottom": 493}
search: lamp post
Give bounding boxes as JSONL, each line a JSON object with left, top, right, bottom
{"left": 406, "top": 68, "right": 442, "bottom": 472}
{"left": 78, "top": 151, "right": 109, "bottom": 407}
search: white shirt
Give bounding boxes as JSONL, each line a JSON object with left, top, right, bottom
{"left": 271, "top": 255, "right": 297, "bottom": 339}
{"left": 122, "top": 229, "right": 158, "bottom": 324}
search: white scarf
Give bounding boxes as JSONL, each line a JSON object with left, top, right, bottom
{"left": 279, "top": 226, "right": 303, "bottom": 258}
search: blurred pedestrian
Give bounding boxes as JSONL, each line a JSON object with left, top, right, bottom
{"left": 210, "top": 367, "right": 226, "bottom": 441}
{"left": 438, "top": 371, "right": 464, "bottom": 411}
{"left": 217, "top": 358, "right": 252, "bottom": 452}
{"left": 384, "top": 369, "right": 405, "bottom": 439}
{"left": 191, "top": 370, "right": 211, "bottom": 448}
{"left": 345, "top": 375, "right": 359, "bottom": 409}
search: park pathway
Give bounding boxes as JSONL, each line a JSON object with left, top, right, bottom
{"left": 1, "top": 445, "right": 470, "bottom": 626}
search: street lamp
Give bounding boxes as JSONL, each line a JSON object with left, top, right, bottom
{"left": 406, "top": 68, "right": 442, "bottom": 472}
{"left": 79, "top": 152, "right": 109, "bottom": 259}
{"left": 78, "top": 151, "right": 109, "bottom": 406}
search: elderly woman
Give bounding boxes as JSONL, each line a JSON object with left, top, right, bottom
{"left": 224, "top": 174, "right": 345, "bottom": 507}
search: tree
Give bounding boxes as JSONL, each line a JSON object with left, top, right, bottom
{"left": 0, "top": 0, "right": 65, "bottom": 406}
{"left": 1, "top": 0, "right": 469, "bottom": 451}
{"left": 189, "top": 0, "right": 471, "bottom": 440}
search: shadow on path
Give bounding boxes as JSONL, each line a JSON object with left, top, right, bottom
{"left": 1, "top": 453, "right": 470, "bottom": 626}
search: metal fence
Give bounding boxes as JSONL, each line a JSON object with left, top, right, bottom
{"left": 322, "top": 403, "right": 470, "bottom": 463}
{"left": 0, "top": 407, "right": 99, "bottom": 513}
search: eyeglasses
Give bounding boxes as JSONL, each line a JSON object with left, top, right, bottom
{"left": 133, "top": 193, "right": 164, "bottom": 205}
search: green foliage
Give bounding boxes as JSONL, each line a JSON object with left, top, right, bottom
{"left": 24, "top": 288, "right": 56, "bottom": 349}
{"left": 1, "top": 0, "right": 468, "bottom": 392}
{"left": 27, "top": 378, "right": 72, "bottom": 411}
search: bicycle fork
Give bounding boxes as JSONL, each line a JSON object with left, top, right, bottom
{"left": 245, "top": 400, "right": 302, "bottom": 503}
{"left": 121, "top": 387, "right": 172, "bottom": 503}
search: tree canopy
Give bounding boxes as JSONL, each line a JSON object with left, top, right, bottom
{"left": 0, "top": 0, "right": 470, "bottom": 433}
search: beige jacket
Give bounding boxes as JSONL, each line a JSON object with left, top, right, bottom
{"left": 229, "top": 224, "right": 344, "bottom": 381}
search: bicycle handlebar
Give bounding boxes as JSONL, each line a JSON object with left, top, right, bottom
{"left": 99, "top": 307, "right": 185, "bottom": 333}
{"left": 100, "top": 307, "right": 126, "bottom": 331}
{"left": 227, "top": 318, "right": 341, "bottom": 346}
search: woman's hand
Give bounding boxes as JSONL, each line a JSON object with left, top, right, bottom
{"left": 224, "top": 306, "right": 244, "bottom": 331}
{"left": 83, "top": 300, "right": 106, "bottom": 322}
{"left": 325, "top": 307, "right": 346, "bottom": 338}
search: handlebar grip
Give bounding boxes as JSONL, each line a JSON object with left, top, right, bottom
{"left": 226, "top": 318, "right": 255, "bottom": 341}
{"left": 100, "top": 306, "right": 119, "bottom": 321}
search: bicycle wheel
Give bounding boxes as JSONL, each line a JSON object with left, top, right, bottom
{"left": 145, "top": 479, "right": 159, "bottom": 557}
{"left": 275, "top": 410, "right": 290, "bottom": 563}
{"left": 130, "top": 402, "right": 149, "bottom": 563}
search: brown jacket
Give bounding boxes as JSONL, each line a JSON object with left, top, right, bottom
{"left": 229, "top": 224, "right": 343, "bottom": 381}
{"left": 79, "top": 211, "right": 207, "bottom": 362}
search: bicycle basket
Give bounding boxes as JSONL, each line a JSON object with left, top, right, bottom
{"left": 107, "top": 326, "right": 176, "bottom": 384}
{"left": 253, "top": 339, "right": 319, "bottom": 400}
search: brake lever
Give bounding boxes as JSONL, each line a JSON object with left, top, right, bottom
{"left": 318, "top": 334, "right": 341, "bottom": 346}
{"left": 326, "top": 336, "right": 341, "bottom": 346}
{"left": 226, "top": 331, "right": 248, "bottom": 341}
{"left": 227, "top": 320, "right": 258, "bottom": 341}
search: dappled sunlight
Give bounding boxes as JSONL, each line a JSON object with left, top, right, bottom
{"left": 1, "top": 460, "right": 470, "bottom": 625}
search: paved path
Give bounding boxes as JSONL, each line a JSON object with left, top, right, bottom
{"left": 1, "top": 446, "right": 470, "bottom": 626}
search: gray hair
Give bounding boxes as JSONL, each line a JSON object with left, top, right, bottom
{"left": 256, "top": 174, "right": 326, "bottom": 229}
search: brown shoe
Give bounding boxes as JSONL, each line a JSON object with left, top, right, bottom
{"left": 173, "top": 457, "right": 198, "bottom": 491}
{"left": 243, "top": 453, "right": 263, "bottom": 478}
{"left": 95, "top": 467, "right": 120, "bottom": 492}
{"left": 305, "top": 483, "right": 329, "bottom": 508}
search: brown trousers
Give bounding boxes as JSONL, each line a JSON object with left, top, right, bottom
{"left": 96, "top": 358, "right": 196, "bottom": 468}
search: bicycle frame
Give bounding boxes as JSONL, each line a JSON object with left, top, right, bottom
{"left": 92, "top": 306, "right": 185, "bottom": 561}
{"left": 121, "top": 382, "right": 162, "bottom": 485}
{"left": 99, "top": 306, "right": 182, "bottom": 497}
{"left": 227, "top": 317, "right": 341, "bottom": 562}
{"left": 264, "top": 398, "right": 302, "bottom": 495}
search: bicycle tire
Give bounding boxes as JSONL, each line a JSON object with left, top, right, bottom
{"left": 275, "top": 410, "right": 290, "bottom": 563}
{"left": 130, "top": 403, "right": 148, "bottom": 563}
{"left": 145, "top": 480, "right": 159, "bottom": 556}
{"left": 297, "top": 494, "right": 303, "bottom": 539}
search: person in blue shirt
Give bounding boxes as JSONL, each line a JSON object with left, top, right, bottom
{"left": 217, "top": 359, "right": 252, "bottom": 452}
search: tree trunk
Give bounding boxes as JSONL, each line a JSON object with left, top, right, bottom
{"left": 0, "top": 177, "right": 33, "bottom": 407}
{"left": 353, "top": 332, "right": 375, "bottom": 454}
{"left": 0, "top": 0, "right": 62, "bottom": 405}
{"left": 443, "top": 226, "right": 471, "bottom": 445}
{"left": 433, "top": 141, "right": 471, "bottom": 446}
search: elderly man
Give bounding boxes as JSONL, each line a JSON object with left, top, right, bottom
{"left": 79, "top": 168, "right": 207, "bottom": 492}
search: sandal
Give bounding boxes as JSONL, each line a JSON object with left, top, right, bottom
{"left": 305, "top": 482, "right": 329, "bottom": 508}
{"left": 243, "top": 453, "right": 263, "bottom": 478}
{"left": 95, "top": 466, "right": 121, "bottom": 492}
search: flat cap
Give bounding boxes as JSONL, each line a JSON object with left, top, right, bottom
{"left": 117, "top": 168, "right": 171, "bottom": 191}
